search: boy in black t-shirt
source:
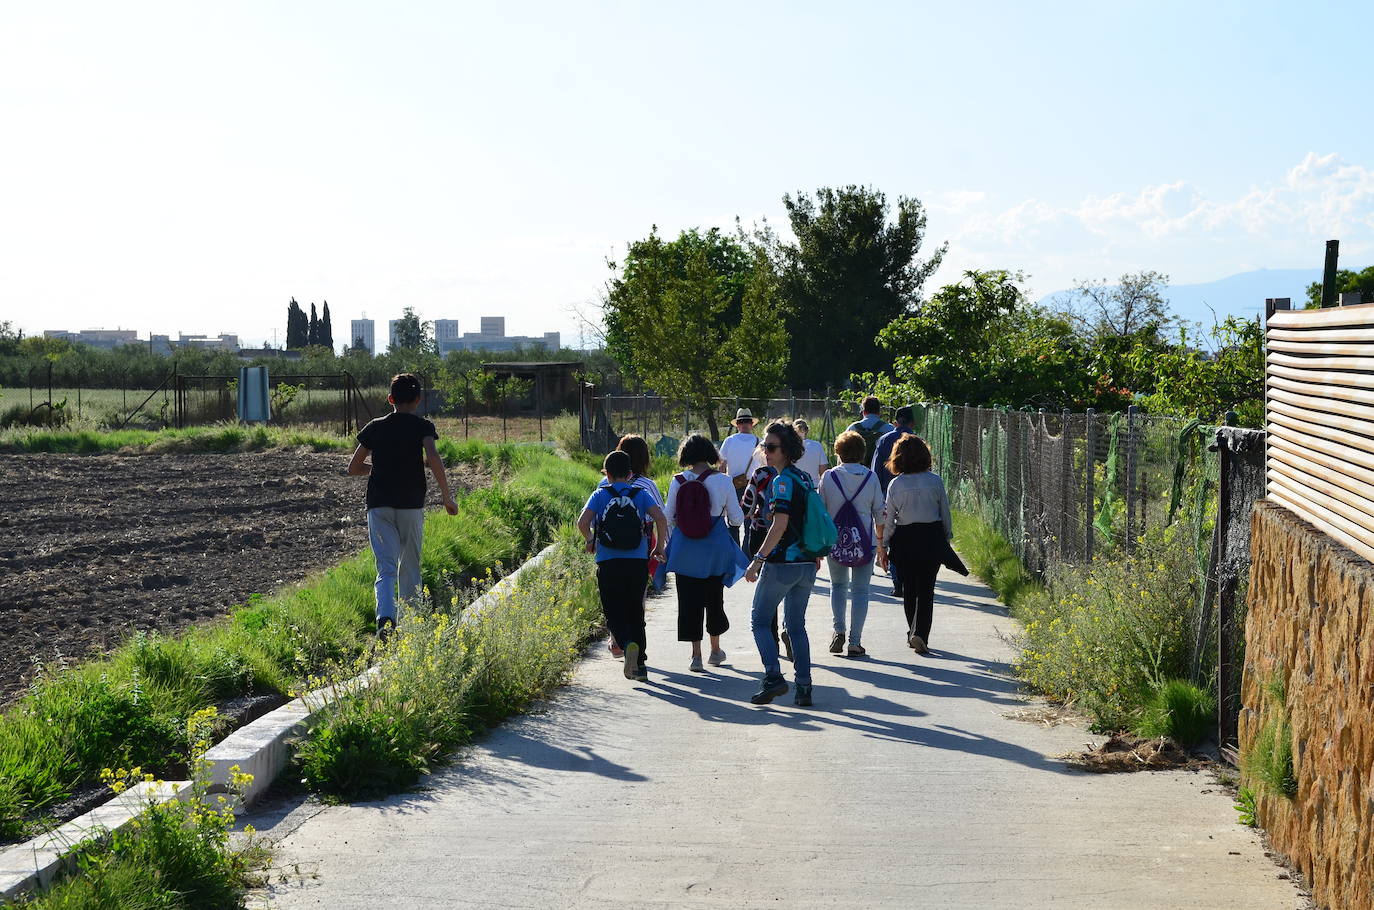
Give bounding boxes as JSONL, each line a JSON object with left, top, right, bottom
{"left": 347, "top": 373, "right": 457, "bottom": 642}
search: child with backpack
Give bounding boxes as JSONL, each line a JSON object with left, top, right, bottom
{"left": 744, "top": 421, "right": 836, "bottom": 707}
{"left": 817, "top": 430, "right": 885, "bottom": 658}
{"left": 578, "top": 451, "right": 668, "bottom": 682}
{"left": 661, "top": 435, "right": 748, "bottom": 672}
{"left": 597, "top": 435, "right": 666, "bottom": 658}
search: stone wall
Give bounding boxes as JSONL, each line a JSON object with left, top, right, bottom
{"left": 1242, "top": 501, "right": 1374, "bottom": 910}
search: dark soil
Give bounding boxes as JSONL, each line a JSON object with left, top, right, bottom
{"left": 0, "top": 450, "right": 470, "bottom": 704}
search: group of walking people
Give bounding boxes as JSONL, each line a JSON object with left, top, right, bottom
{"left": 577, "top": 396, "right": 965, "bottom": 708}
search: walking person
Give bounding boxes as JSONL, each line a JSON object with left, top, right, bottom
{"left": 818, "top": 430, "right": 884, "bottom": 658}
{"left": 745, "top": 421, "right": 823, "bottom": 707}
{"left": 871, "top": 406, "right": 917, "bottom": 596}
{"left": 661, "top": 435, "right": 749, "bottom": 672}
{"left": 718, "top": 408, "right": 761, "bottom": 545}
{"left": 845, "top": 396, "right": 895, "bottom": 466}
{"left": 598, "top": 434, "right": 666, "bottom": 658}
{"left": 578, "top": 451, "right": 668, "bottom": 682}
{"left": 793, "top": 419, "right": 830, "bottom": 483}
{"left": 875, "top": 435, "right": 952, "bottom": 655}
{"left": 347, "top": 373, "right": 459, "bottom": 644}
{"left": 740, "top": 456, "right": 788, "bottom": 657}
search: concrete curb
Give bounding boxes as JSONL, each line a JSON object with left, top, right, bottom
{"left": 0, "top": 542, "right": 559, "bottom": 902}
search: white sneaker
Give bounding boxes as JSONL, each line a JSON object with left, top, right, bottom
{"left": 689, "top": 656, "right": 705, "bottom": 672}
{"left": 707, "top": 648, "right": 727, "bottom": 666}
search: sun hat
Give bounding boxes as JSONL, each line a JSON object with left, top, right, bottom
{"left": 734, "top": 408, "right": 755, "bottom": 423}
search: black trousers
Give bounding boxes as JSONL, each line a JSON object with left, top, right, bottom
{"left": 889, "top": 521, "right": 944, "bottom": 644}
{"left": 676, "top": 574, "right": 729, "bottom": 641}
{"left": 597, "top": 558, "right": 648, "bottom": 664}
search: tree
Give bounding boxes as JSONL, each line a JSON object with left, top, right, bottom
{"left": 1305, "top": 265, "right": 1374, "bottom": 308}
{"left": 349, "top": 334, "right": 370, "bottom": 355}
{"left": 389, "top": 307, "right": 434, "bottom": 354}
{"left": 285, "top": 298, "right": 308, "bottom": 349}
{"left": 603, "top": 227, "right": 787, "bottom": 439}
{"left": 758, "top": 185, "right": 945, "bottom": 390}
{"left": 1133, "top": 317, "right": 1265, "bottom": 426}
{"left": 320, "top": 301, "right": 334, "bottom": 351}
{"left": 853, "top": 270, "right": 1097, "bottom": 409}
{"left": 1053, "top": 271, "right": 1176, "bottom": 397}
{"left": 307, "top": 303, "right": 320, "bottom": 347}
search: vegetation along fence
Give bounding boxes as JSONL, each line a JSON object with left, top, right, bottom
{"left": 580, "top": 390, "right": 1264, "bottom": 748}
{"left": 1263, "top": 299, "right": 1374, "bottom": 564}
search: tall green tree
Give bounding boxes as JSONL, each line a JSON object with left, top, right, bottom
{"left": 1052, "top": 271, "right": 1175, "bottom": 397}
{"left": 603, "top": 227, "right": 787, "bottom": 439}
{"left": 759, "top": 185, "right": 945, "bottom": 390}
{"left": 285, "top": 298, "right": 308, "bottom": 349}
{"left": 853, "top": 270, "right": 1095, "bottom": 409}
{"left": 1305, "top": 265, "right": 1374, "bottom": 308}
{"left": 307, "top": 303, "right": 321, "bottom": 347}
{"left": 320, "top": 301, "right": 334, "bottom": 351}
{"left": 390, "top": 307, "right": 434, "bottom": 354}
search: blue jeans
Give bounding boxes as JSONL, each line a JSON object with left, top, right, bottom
{"left": 826, "top": 557, "right": 873, "bottom": 647}
{"left": 751, "top": 561, "right": 818, "bottom": 686}
{"left": 367, "top": 507, "right": 426, "bottom": 621}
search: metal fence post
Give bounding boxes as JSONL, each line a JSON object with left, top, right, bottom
{"left": 1125, "top": 404, "right": 1139, "bottom": 554}
{"left": 1084, "top": 408, "right": 1096, "bottom": 562}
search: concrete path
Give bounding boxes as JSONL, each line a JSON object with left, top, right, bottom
{"left": 250, "top": 564, "right": 1306, "bottom": 909}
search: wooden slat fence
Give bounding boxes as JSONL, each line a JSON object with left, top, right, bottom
{"left": 1266, "top": 302, "right": 1374, "bottom": 564}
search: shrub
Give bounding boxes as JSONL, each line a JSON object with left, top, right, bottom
{"left": 1133, "top": 678, "right": 1216, "bottom": 746}
{"left": 297, "top": 536, "right": 601, "bottom": 800}
{"left": 1244, "top": 672, "right": 1298, "bottom": 799}
{"left": 1012, "top": 522, "right": 1199, "bottom": 731}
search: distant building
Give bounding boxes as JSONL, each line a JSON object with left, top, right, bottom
{"left": 175, "top": 333, "right": 240, "bottom": 352}
{"left": 238, "top": 346, "right": 302, "bottom": 361}
{"left": 434, "top": 319, "right": 461, "bottom": 353}
{"left": 480, "top": 316, "right": 505, "bottom": 337}
{"left": 150, "top": 334, "right": 173, "bottom": 356}
{"left": 351, "top": 318, "right": 375, "bottom": 353}
{"left": 43, "top": 328, "right": 139, "bottom": 350}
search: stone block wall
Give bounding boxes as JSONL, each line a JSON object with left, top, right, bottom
{"left": 1242, "top": 501, "right": 1374, "bottom": 910}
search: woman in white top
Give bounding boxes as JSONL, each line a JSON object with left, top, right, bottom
{"left": 793, "top": 419, "right": 830, "bottom": 483}
{"left": 817, "top": 430, "right": 884, "bottom": 657}
{"left": 875, "top": 434, "right": 952, "bottom": 655}
{"left": 663, "top": 434, "right": 748, "bottom": 672}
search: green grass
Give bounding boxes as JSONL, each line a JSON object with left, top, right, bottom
{"left": 0, "top": 441, "right": 599, "bottom": 840}
{"left": 296, "top": 532, "right": 602, "bottom": 799}
{"left": 951, "top": 509, "right": 1041, "bottom": 609}
{"left": 1132, "top": 678, "right": 1216, "bottom": 746}
{"left": 0, "top": 423, "right": 352, "bottom": 454}
{"left": 1244, "top": 672, "right": 1298, "bottom": 799}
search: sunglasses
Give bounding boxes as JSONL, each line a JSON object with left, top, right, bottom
{"left": 761, "top": 442, "right": 781, "bottom": 452}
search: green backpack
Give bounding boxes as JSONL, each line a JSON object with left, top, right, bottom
{"left": 791, "top": 468, "right": 837, "bottom": 558}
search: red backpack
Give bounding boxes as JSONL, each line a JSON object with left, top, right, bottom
{"left": 674, "top": 468, "right": 716, "bottom": 539}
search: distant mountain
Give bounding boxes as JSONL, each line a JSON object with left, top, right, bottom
{"left": 1038, "top": 268, "right": 1320, "bottom": 328}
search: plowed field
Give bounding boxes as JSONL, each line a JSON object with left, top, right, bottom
{"left": 0, "top": 451, "right": 452, "bottom": 703}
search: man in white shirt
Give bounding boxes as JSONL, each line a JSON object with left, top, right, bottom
{"left": 717, "top": 407, "right": 761, "bottom": 544}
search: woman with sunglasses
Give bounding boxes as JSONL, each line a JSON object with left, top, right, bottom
{"left": 744, "top": 421, "right": 820, "bottom": 707}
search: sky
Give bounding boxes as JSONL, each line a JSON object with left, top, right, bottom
{"left": 3, "top": 1, "right": 1373, "bottom": 350}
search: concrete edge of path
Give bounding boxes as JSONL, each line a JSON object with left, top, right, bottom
{"left": 0, "top": 544, "right": 557, "bottom": 904}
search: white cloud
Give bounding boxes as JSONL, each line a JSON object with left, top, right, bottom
{"left": 935, "top": 153, "right": 1374, "bottom": 295}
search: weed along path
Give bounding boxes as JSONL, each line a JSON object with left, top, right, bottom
{"left": 253, "top": 563, "right": 1305, "bottom": 909}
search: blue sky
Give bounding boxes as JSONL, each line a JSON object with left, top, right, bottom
{"left": 2, "top": 1, "right": 1372, "bottom": 348}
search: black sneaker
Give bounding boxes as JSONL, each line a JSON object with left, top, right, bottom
{"left": 780, "top": 629, "right": 794, "bottom": 661}
{"left": 793, "top": 684, "right": 813, "bottom": 707}
{"left": 633, "top": 665, "right": 649, "bottom": 682}
{"left": 376, "top": 616, "right": 395, "bottom": 645}
{"left": 750, "top": 675, "right": 788, "bottom": 705}
{"left": 828, "top": 632, "right": 845, "bottom": 654}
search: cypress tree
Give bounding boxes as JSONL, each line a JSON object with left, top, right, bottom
{"left": 321, "top": 301, "right": 334, "bottom": 351}
{"left": 308, "top": 303, "right": 320, "bottom": 347}
{"left": 286, "top": 298, "right": 307, "bottom": 348}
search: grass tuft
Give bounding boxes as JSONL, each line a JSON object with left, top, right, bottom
{"left": 1132, "top": 678, "right": 1216, "bottom": 746}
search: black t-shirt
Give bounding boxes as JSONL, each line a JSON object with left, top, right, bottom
{"left": 357, "top": 412, "right": 439, "bottom": 509}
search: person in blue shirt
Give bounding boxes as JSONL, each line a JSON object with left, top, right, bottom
{"left": 744, "top": 421, "right": 821, "bottom": 707}
{"left": 871, "top": 405, "right": 916, "bottom": 597}
{"left": 578, "top": 450, "right": 668, "bottom": 682}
